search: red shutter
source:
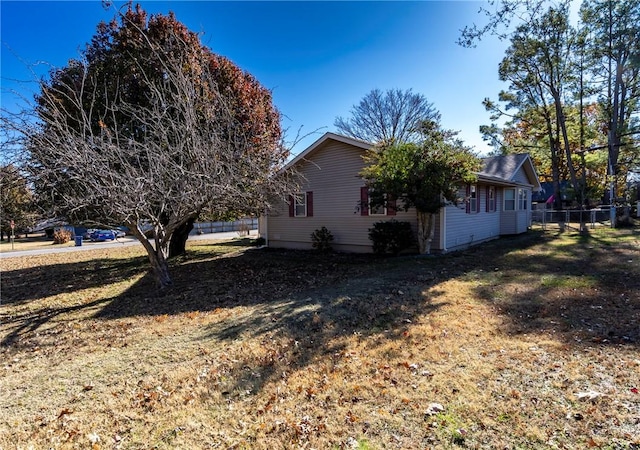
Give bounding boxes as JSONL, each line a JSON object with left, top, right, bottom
{"left": 360, "top": 187, "right": 369, "bottom": 216}
{"left": 465, "top": 185, "right": 471, "bottom": 214}
{"left": 387, "top": 194, "right": 397, "bottom": 216}
{"left": 306, "top": 191, "right": 313, "bottom": 217}
{"left": 288, "top": 195, "right": 294, "bottom": 217}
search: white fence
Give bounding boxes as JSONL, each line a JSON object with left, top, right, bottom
{"left": 190, "top": 218, "right": 258, "bottom": 235}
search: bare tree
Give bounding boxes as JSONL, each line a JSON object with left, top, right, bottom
{"left": 334, "top": 88, "right": 438, "bottom": 145}
{"left": 2, "top": 9, "right": 296, "bottom": 288}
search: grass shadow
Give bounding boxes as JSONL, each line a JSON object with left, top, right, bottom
{"left": 471, "top": 227, "right": 640, "bottom": 346}
{"left": 0, "top": 238, "right": 253, "bottom": 306}
{"left": 4, "top": 228, "right": 637, "bottom": 399}
{"left": 0, "top": 255, "right": 150, "bottom": 306}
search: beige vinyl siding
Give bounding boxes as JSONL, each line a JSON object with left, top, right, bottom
{"left": 443, "top": 185, "right": 501, "bottom": 251}
{"left": 267, "top": 140, "right": 415, "bottom": 252}
{"left": 267, "top": 137, "right": 538, "bottom": 253}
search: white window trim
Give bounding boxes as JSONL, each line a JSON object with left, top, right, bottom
{"left": 488, "top": 186, "right": 496, "bottom": 212}
{"left": 469, "top": 184, "right": 478, "bottom": 213}
{"left": 369, "top": 192, "right": 387, "bottom": 216}
{"left": 504, "top": 188, "right": 516, "bottom": 211}
{"left": 294, "top": 193, "right": 307, "bottom": 217}
{"left": 518, "top": 188, "right": 528, "bottom": 210}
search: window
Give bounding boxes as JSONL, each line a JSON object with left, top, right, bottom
{"left": 360, "top": 187, "right": 396, "bottom": 216}
{"left": 518, "top": 188, "right": 528, "bottom": 210}
{"left": 487, "top": 186, "right": 496, "bottom": 212}
{"left": 504, "top": 188, "right": 516, "bottom": 211}
{"left": 466, "top": 184, "right": 478, "bottom": 214}
{"left": 468, "top": 185, "right": 478, "bottom": 213}
{"left": 369, "top": 192, "right": 387, "bottom": 216}
{"left": 288, "top": 192, "right": 313, "bottom": 217}
{"left": 294, "top": 193, "right": 307, "bottom": 217}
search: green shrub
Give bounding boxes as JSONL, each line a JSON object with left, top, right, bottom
{"left": 53, "top": 229, "right": 73, "bottom": 244}
{"left": 368, "top": 220, "right": 415, "bottom": 255}
{"left": 254, "top": 237, "right": 266, "bottom": 246}
{"left": 311, "top": 226, "right": 334, "bottom": 252}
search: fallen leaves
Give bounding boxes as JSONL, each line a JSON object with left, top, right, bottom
{"left": 576, "top": 390, "right": 605, "bottom": 402}
{"left": 57, "top": 408, "right": 74, "bottom": 420}
{"left": 425, "top": 403, "right": 445, "bottom": 416}
{"left": 2, "top": 232, "right": 639, "bottom": 449}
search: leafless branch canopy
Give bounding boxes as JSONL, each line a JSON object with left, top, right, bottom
{"left": 334, "top": 88, "right": 439, "bottom": 145}
{"left": 1, "top": 13, "right": 298, "bottom": 286}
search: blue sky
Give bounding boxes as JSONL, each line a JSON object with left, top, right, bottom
{"left": 1, "top": 1, "right": 509, "bottom": 156}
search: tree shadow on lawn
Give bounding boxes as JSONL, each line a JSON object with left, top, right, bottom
{"left": 0, "top": 239, "right": 251, "bottom": 306}
{"left": 0, "top": 239, "right": 256, "bottom": 347}
{"left": 5, "top": 229, "right": 637, "bottom": 374}
{"left": 95, "top": 246, "right": 453, "bottom": 398}
{"left": 472, "top": 229, "right": 640, "bottom": 346}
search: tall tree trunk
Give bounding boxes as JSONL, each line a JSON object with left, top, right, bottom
{"left": 416, "top": 210, "right": 436, "bottom": 254}
{"left": 543, "top": 110, "right": 562, "bottom": 210}
{"left": 146, "top": 246, "right": 173, "bottom": 289}
{"left": 127, "top": 221, "right": 173, "bottom": 289}
{"left": 553, "top": 92, "right": 580, "bottom": 198}
{"left": 609, "top": 60, "right": 625, "bottom": 175}
{"left": 169, "top": 216, "right": 196, "bottom": 258}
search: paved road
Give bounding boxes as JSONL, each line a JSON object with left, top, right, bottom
{"left": 0, "top": 230, "right": 258, "bottom": 259}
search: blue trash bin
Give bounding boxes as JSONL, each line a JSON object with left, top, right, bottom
{"left": 75, "top": 235, "right": 83, "bottom": 246}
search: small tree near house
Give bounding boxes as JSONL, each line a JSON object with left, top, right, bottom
{"left": 360, "top": 119, "right": 481, "bottom": 254}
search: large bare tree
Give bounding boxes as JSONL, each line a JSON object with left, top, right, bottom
{"left": 2, "top": 6, "right": 295, "bottom": 288}
{"left": 334, "top": 88, "right": 438, "bottom": 145}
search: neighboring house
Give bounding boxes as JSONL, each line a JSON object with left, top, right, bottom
{"left": 260, "top": 132, "right": 541, "bottom": 253}
{"left": 531, "top": 181, "right": 573, "bottom": 207}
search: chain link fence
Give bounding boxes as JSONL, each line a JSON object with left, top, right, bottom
{"left": 191, "top": 218, "right": 258, "bottom": 236}
{"left": 531, "top": 203, "right": 639, "bottom": 231}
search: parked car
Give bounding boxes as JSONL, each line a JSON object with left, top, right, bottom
{"left": 89, "top": 229, "right": 117, "bottom": 242}
{"left": 83, "top": 228, "right": 126, "bottom": 241}
{"left": 83, "top": 229, "right": 98, "bottom": 240}
{"left": 114, "top": 226, "right": 129, "bottom": 237}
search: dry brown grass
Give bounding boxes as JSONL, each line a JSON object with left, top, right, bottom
{"left": 0, "top": 233, "right": 76, "bottom": 253}
{"left": 1, "top": 230, "right": 639, "bottom": 449}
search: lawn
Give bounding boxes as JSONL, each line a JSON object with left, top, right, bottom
{"left": 0, "top": 233, "right": 76, "bottom": 253}
{"left": 1, "top": 229, "right": 639, "bottom": 449}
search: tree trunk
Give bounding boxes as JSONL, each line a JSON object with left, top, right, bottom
{"left": 147, "top": 246, "right": 173, "bottom": 289}
{"left": 416, "top": 210, "right": 436, "bottom": 254}
{"left": 169, "top": 216, "right": 195, "bottom": 259}
{"left": 127, "top": 221, "right": 173, "bottom": 289}
{"left": 542, "top": 106, "right": 561, "bottom": 210}
{"left": 554, "top": 95, "right": 580, "bottom": 198}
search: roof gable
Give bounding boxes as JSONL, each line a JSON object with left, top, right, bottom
{"left": 479, "top": 153, "right": 541, "bottom": 191}
{"left": 285, "top": 132, "right": 372, "bottom": 170}
{"left": 285, "top": 133, "right": 541, "bottom": 191}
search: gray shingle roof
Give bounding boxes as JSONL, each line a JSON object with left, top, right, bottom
{"left": 479, "top": 153, "right": 529, "bottom": 182}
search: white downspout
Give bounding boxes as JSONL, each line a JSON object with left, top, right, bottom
{"left": 264, "top": 211, "right": 269, "bottom": 247}
{"left": 440, "top": 205, "right": 447, "bottom": 253}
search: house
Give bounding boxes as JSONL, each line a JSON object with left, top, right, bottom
{"left": 260, "top": 132, "right": 541, "bottom": 253}
{"left": 531, "top": 181, "right": 573, "bottom": 208}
